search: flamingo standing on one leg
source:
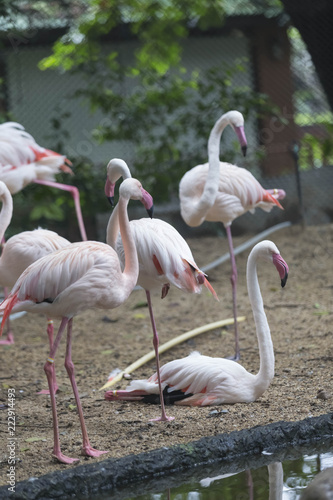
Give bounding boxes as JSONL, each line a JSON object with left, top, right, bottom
{"left": 0, "top": 180, "right": 70, "bottom": 362}
{"left": 0, "top": 177, "right": 154, "bottom": 464}
{"left": 104, "top": 158, "right": 218, "bottom": 422}
{"left": 179, "top": 110, "right": 285, "bottom": 360}
{"left": 0, "top": 121, "right": 87, "bottom": 241}
{"left": 105, "top": 240, "right": 288, "bottom": 407}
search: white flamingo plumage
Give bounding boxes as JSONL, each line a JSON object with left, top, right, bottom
{"left": 105, "top": 158, "right": 218, "bottom": 422}
{"left": 179, "top": 110, "right": 285, "bottom": 359}
{"left": 0, "top": 122, "right": 87, "bottom": 241}
{"left": 0, "top": 177, "right": 154, "bottom": 464}
{"left": 105, "top": 240, "right": 288, "bottom": 407}
{"left": 0, "top": 181, "right": 70, "bottom": 358}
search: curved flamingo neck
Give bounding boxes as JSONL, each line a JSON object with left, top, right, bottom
{"left": 107, "top": 159, "right": 131, "bottom": 184}
{"left": 247, "top": 248, "right": 274, "bottom": 393}
{"left": 189, "top": 114, "right": 231, "bottom": 226}
{"left": 106, "top": 204, "right": 120, "bottom": 249}
{"left": 105, "top": 162, "right": 132, "bottom": 249}
{"left": 0, "top": 186, "right": 13, "bottom": 244}
{"left": 117, "top": 194, "right": 138, "bottom": 283}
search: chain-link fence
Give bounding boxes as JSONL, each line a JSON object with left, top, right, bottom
{"left": 1, "top": 5, "right": 332, "bottom": 238}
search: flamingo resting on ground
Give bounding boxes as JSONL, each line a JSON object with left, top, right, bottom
{"left": 0, "top": 121, "right": 87, "bottom": 241}
{"left": 105, "top": 158, "right": 218, "bottom": 422}
{"left": 179, "top": 110, "right": 285, "bottom": 360}
{"left": 105, "top": 240, "right": 288, "bottom": 407}
{"left": 0, "top": 177, "right": 154, "bottom": 464}
{"left": 0, "top": 180, "right": 70, "bottom": 363}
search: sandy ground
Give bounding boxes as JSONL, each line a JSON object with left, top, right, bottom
{"left": 0, "top": 223, "right": 332, "bottom": 486}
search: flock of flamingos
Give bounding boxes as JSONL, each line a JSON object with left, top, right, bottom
{"left": 0, "top": 111, "right": 289, "bottom": 465}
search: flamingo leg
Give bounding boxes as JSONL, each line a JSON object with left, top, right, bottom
{"left": 145, "top": 290, "right": 174, "bottom": 422}
{"left": 0, "top": 286, "right": 14, "bottom": 345}
{"left": 225, "top": 224, "right": 240, "bottom": 361}
{"left": 33, "top": 179, "right": 87, "bottom": 241}
{"left": 245, "top": 470, "right": 254, "bottom": 500}
{"left": 44, "top": 317, "right": 79, "bottom": 464}
{"left": 37, "top": 319, "right": 59, "bottom": 395}
{"left": 64, "top": 318, "right": 109, "bottom": 458}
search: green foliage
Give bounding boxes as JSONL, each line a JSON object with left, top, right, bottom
{"left": 298, "top": 122, "right": 333, "bottom": 170}
{"left": 86, "top": 58, "right": 279, "bottom": 201}
{"left": 289, "top": 26, "right": 333, "bottom": 169}
{"left": 7, "top": 0, "right": 286, "bottom": 233}
{"left": 39, "top": 1, "right": 228, "bottom": 75}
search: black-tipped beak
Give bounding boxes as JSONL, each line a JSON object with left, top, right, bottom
{"left": 146, "top": 204, "right": 154, "bottom": 219}
{"left": 242, "top": 145, "right": 247, "bottom": 157}
{"left": 281, "top": 271, "right": 288, "bottom": 288}
{"left": 107, "top": 196, "right": 114, "bottom": 207}
{"left": 272, "top": 253, "right": 289, "bottom": 289}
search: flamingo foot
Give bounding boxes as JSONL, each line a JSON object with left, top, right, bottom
{"left": 149, "top": 415, "right": 175, "bottom": 422}
{"left": 52, "top": 452, "right": 80, "bottom": 465}
{"left": 82, "top": 446, "right": 109, "bottom": 458}
{"left": 37, "top": 385, "right": 59, "bottom": 395}
{"left": 0, "top": 331, "right": 14, "bottom": 345}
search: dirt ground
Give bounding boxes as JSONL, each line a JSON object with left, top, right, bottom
{"left": 0, "top": 223, "right": 332, "bottom": 487}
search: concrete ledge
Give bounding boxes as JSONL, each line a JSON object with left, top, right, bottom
{"left": 1, "top": 413, "right": 332, "bottom": 500}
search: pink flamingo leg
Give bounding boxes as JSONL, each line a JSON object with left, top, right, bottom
{"left": 34, "top": 180, "right": 87, "bottom": 241}
{"left": 64, "top": 318, "right": 109, "bottom": 458}
{"left": 0, "top": 286, "right": 14, "bottom": 345}
{"left": 37, "top": 319, "right": 59, "bottom": 395}
{"left": 44, "top": 317, "right": 79, "bottom": 464}
{"left": 146, "top": 290, "right": 174, "bottom": 422}
{"left": 225, "top": 224, "right": 240, "bottom": 361}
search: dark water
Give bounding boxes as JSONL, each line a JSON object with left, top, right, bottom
{"left": 124, "top": 451, "right": 332, "bottom": 499}
{"left": 95, "top": 440, "right": 332, "bottom": 499}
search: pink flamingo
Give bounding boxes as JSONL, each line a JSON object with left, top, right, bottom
{"left": 0, "top": 180, "right": 70, "bottom": 361}
{"left": 106, "top": 240, "right": 288, "bottom": 407}
{"left": 105, "top": 158, "right": 218, "bottom": 422}
{"left": 179, "top": 110, "right": 285, "bottom": 360}
{"left": 0, "top": 121, "right": 87, "bottom": 241}
{"left": 0, "top": 177, "right": 154, "bottom": 464}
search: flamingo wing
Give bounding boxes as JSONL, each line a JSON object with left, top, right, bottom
{"left": 0, "top": 241, "right": 122, "bottom": 325}
{"left": 199, "top": 163, "right": 282, "bottom": 225}
{"left": 155, "top": 352, "right": 244, "bottom": 404}
{"left": 116, "top": 218, "right": 217, "bottom": 297}
{"left": 0, "top": 122, "right": 37, "bottom": 166}
{"left": 0, "top": 229, "right": 70, "bottom": 287}
{"left": 106, "top": 352, "right": 251, "bottom": 406}
{"left": 0, "top": 122, "right": 73, "bottom": 192}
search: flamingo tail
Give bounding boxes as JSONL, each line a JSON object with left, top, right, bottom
{"left": 203, "top": 276, "right": 219, "bottom": 301}
{"left": 181, "top": 259, "right": 218, "bottom": 299}
{"left": 105, "top": 387, "right": 194, "bottom": 405}
{"left": 30, "top": 147, "right": 73, "bottom": 174}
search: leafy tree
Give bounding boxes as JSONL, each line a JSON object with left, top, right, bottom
{"left": 2, "top": 0, "right": 284, "bottom": 237}
{"left": 38, "top": 0, "right": 283, "bottom": 203}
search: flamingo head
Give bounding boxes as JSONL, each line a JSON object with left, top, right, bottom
{"left": 104, "top": 177, "right": 115, "bottom": 207}
{"left": 252, "top": 240, "right": 289, "bottom": 288}
{"left": 225, "top": 110, "right": 247, "bottom": 157}
{"left": 119, "top": 177, "right": 154, "bottom": 218}
{"left": 272, "top": 252, "right": 289, "bottom": 288}
{"left": 105, "top": 158, "right": 132, "bottom": 206}
{"left": 234, "top": 126, "right": 247, "bottom": 157}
